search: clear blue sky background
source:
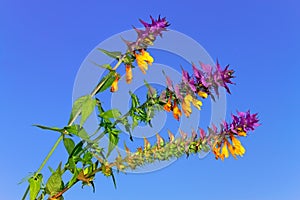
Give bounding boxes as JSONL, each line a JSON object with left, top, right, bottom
{"left": 1, "top": 1, "right": 300, "bottom": 200}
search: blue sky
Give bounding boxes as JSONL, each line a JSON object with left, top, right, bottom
{"left": 1, "top": 0, "right": 300, "bottom": 199}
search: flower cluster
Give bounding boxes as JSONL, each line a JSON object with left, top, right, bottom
{"left": 98, "top": 111, "right": 259, "bottom": 173}
{"left": 161, "top": 61, "right": 235, "bottom": 120}
{"left": 210, "top": 111, "right": 260, "bottom": 160}
{"left": 123, "top": 15, "right": 170, "bottom": 51}
{"left": 110, "top": 16, "right": 168, "bottom": 92}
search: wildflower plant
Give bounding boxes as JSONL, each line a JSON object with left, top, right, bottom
{"left": 21, "top": 16, "right": 260, "bottom": 200}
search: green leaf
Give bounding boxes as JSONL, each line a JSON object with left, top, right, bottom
{"left": 69, "top": 141, "right": 84, "bottom": 158}
{"left": 78, "top": 128, "right": 90, "bottom": 141}
{"left": 119, "top": 117, "right": 132, "bottom": 140}
{"left": 64, "top": 124, "right": 79, "bottom": 135}
{"left": 99, "top": 109, "right": 121, "bottom": 119}
{"left": 56, "top": 162, "right": 63, "bottom": 174}
{"left": 63, "top": 138, "right": 75, "bottom": 155}
{"left": 97, "top": 71, "right": 117, "bottom": 93}
{"left": 132, "top": 116, "right": 139, "bottom": 131}
{"left": 33, "top": 125, "right": 63, "bottom": 133}
{"left": 29, "top": 174, "right": 42, "bottom": 200}
{"left": 68, "top": 95, "right": 89, "bottom": 125}
{"left": 48, "top": 166, "right": 55, "bottom": 173}
{"left": 90, "top": 61, "right": 112, "bottom": 70}
{"left": 67, "top": 157, "right": 76, "bottom": 172}
{"left": 82, "top": 152, "right": 93, "bottom": 164}
{"left": 97, "top": 48, "right": 122, "bottom": 59}
{"left": 68, "top": 95, "right": 96, "bottom": 127}
{"left": 80, "top": 96, "right": 96, "bottom": 127}
{"left": 46, "top": 172, "right": 62, "bottom": 196}
{"left": 100, "top": 64, "right": 113, "bottom": 70}
{"left": 107, "top": 130, "right": 120, "bottom": 157}
{"left": 130, "top": 92, "right": 140, "bottom": 108}
{"left": 18, "top": 173, "right": 34, "bottom": 184}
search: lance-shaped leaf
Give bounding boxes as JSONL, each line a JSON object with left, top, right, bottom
{"left": 90, "top": 61, "right": 112, "bottom": 70}
{"left": 80, "top": 96, "right": 96, "bottom": 127}
{"left": 107, "top": 129, "right": 121, "bottom": 157}
{"left": 97, "top": 48, "right": 122, "bottom": 59}
{"left": 29, "top": 174, "right": 42, "bottom": 200}
{"left": 99, "top": 109, "right": 121, "bottom": 119}
{"left": 33, "top": 125, "right": 63, "bottom": 133}
{"left": 68, "top": 95, "right": 96, "bottom": 127}
{"left": 77, "top": 127, "right": 90, "bottom": 141}
{"left": 129, "top": 91, "right": 140, "bottom": 108}
{"left": 97, "top": 71, "right": 118, "bottom": 94}
{"left": 63, "top": 137, "right": 75, "bottom": 155}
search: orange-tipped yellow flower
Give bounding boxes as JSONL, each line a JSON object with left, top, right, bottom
{"left": 135, "top": 49, "right": 154, "bottom": 74}
{"left": 213, "top": 145, "right": 221, "bottom": 160}
{"left": 163, "top": 98, "right": 172, "bottom": 112}
{"left": 125, "top": 64, "right": 133, "bottom": 84}
{"left": 110, "top": 76, "right": 119, "bottom": 92}
{"left": 198, "top": 91, "right": 208, "bottom": 99}
{"left": 172, "top": 102, "right": 182, "bottom": 120}
{"left": 220, "top": 142, "right": 229, "bottom": 161}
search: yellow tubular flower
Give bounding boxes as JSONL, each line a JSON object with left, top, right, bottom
{"left": 135, "top": 49, "right": 154, "bottom": 74}
{"left": 125, "top": 64, "right": 133, "bottom": 84}
{"left": 220, "top": 142, "right": 229, "bottom": 161}
{"left": 181, "top": 101, "right": 191, "bottom": 117}
{"left": 182, "top": 94, "right": 193, "bottom": 117}
{"left": 141, "top": 49, "right": 154, "bottom": 64}
{"left": 192, "top": 98, "right": 202, "bottom": 110}
{"left": 198, "top": 91, "right": 208, "bottom": 99}
{"left": 110, "top": 77, "right": 119, "bottom": 92}
{"left": 231, "top": 135, "right": 246, "bottom": 156}
{"left": 227, "top": 141, "right": 237, "bottom": 159}
{"left": 172, "top": 102, "right": 182, "bottom": 121}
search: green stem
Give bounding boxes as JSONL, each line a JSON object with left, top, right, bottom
{"left": 22, "top": 135, "right": 63, "bottom": 200}
{"left": 22, "top": 54, "right": 126, "bottom": 200}
{"left": 36, "top": 134, "right": 64, "bottom": 175}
